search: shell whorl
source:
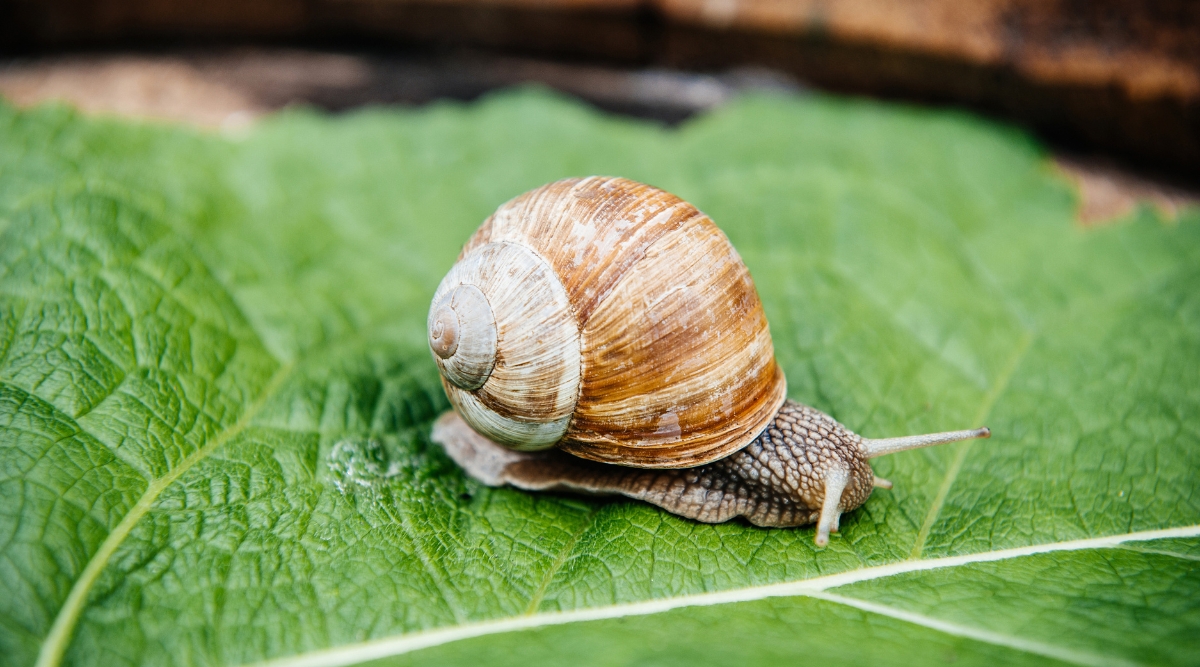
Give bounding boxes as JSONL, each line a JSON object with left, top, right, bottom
{"left": 429, "top": 176, "right": 786, "bottom": 468}
{"left": 429, "top": 241, "right": 582, "bottom": 451}
{"left": 428, "top": 284, "right": 497, "bottom": 390}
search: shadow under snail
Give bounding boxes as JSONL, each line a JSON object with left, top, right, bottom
{"left": 428, "top": 176, "right": 989, "bottom": 546}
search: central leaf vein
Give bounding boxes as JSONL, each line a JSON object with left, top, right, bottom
{"left": 244, "top": 526, "right": 1200, "bottom": 667}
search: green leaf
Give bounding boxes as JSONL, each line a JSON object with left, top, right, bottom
{"left": 1, "top": 91, "right": 1197, "bottom": 667}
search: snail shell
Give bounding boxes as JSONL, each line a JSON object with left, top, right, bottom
{"left": 428, "top": 176, "right": 786, "bottom": 468}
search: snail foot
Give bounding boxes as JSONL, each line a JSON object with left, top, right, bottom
{"left": 432, "top": 411, "right": 627, "bottom": 496}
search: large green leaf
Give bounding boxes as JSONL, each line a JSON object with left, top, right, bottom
{"left": 0, "top": 90, "right": 1197, "bottom": 667}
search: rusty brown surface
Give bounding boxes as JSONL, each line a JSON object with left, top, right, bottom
{"left": 5, "top": 0, "right": 1198, "bottom": 172}
{"left": 660, "top": 0, "right": 1199, "bottom": 103}
{"left": 1053, "top": 156, "right": 1199, "bottom": 225}
{"left": 656, "top": 0, "right": 1200, "bottom": 176}
{"left": 11, "top": 0, "right": 1196, "bottom": 102}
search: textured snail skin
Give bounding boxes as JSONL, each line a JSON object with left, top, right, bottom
{"left": 435, "top": 401, "right": 876, "bottom": 535}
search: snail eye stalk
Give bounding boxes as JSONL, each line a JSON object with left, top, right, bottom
{"left": 861, "top": 427, "right": 991, "bottom": 459}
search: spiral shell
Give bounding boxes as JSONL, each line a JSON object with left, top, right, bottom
{"left": 428, "top": 177, "right": 786, "bottom": 469}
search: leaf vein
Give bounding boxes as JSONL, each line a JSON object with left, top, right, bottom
{"left": 909, "top": 329, "right": 1035, "bottom": 559}
{"left": 524, "top": 507, "right": 602, "bottom": 615}
{"left": 244, "top": 525, "right": 1200, "bottom": 667}
{"left": 808, "top": 591, "right": 1134, "bottom": 667}
{"left": 33, "top": 360, "right": 294, "bottom": 667}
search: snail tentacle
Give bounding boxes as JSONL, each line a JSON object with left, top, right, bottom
{"left": 815, "top": 467, "right": 850, "bottom": 547}
{"left": 861, "top": 427, "right": 990, "bottom": 458}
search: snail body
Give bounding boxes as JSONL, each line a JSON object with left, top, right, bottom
{"left": 429, "top": 177, "right": 988, "bottom": 546}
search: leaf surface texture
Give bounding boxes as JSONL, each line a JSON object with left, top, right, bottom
{"left": 0, "top": 92, "right": 1197, "bottom": 667}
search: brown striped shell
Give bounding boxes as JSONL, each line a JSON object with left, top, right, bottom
{"left": 428, "top": 177, "right": 787, "bottom": 469}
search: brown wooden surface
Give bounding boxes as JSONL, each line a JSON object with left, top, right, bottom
{"left": 5, "top": 0, "right": 1198, "bottom": 173}
{"left": 659, "top": 0, "right": 1200, "bottom": 177}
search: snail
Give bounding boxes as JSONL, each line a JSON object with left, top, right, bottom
{"left": 429, "top": 176, "right": 989, "bottom": 546}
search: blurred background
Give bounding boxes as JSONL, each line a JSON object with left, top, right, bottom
{"left": 2, "top": 0, "right": 1197, "bottom": 221}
